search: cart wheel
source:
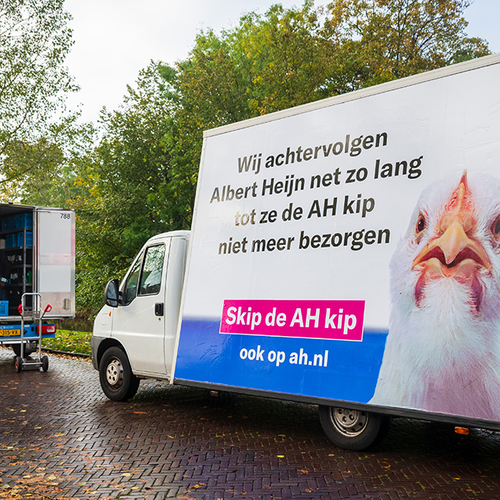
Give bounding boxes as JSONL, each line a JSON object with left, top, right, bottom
{"left": 15, "top": 356, "right": 23, "bottom": 373}
{"left": 41, "top": 355, "right": 49, "bottom": 372}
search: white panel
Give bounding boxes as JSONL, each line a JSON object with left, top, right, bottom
{"left": 36, "top": 209, "right": 75, "bottom": 317}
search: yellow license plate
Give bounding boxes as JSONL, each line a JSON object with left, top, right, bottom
{"left": 0, "top": 329, "right": 20, "bottom": 337}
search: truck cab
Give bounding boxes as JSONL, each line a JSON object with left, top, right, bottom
{"left": 91, "top": 231, "right": 189, "bottom": 400}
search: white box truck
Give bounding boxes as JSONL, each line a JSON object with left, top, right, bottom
{"left": 92, "top": 53, "right": 500, "bottom": 450}
{"left": 0, "top": 204, "right": 75, "bottom": 371}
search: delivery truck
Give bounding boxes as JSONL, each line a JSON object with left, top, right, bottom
{"left": 0, "top": 203, "right": 75, "bottom": 372}
{"left": 92, "top": 53, "right": 500, "bottom": 450}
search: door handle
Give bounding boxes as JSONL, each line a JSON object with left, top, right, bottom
{"left": 155, "top": 303, "right": 164, "bottom": 316}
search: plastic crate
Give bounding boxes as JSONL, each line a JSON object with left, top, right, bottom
{"left": 15, "top": 231, "right": 32, "bottom": 248}
{"left": 15, "top": 213, "right": 32, "bottom": 229}
{"left": 0, "top": 301, "right": 8, "bottom": 316}
{"left": 5, "top": 231, "right": 32, "bottom": 248}
{"left": 1, "top": 213, "right": 32, "bottom": 232}
{"left": 1, "top": 216, "right": 15, "bottom": 232}
{"left": 5, "top": 233, "right": 15, "bottom": 248}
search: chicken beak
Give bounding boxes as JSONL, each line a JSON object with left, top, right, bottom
{"left": 412, "top": 172, "right": 491, "bottom": 274}
{"left": 413, "top": 221, "right": 491, "bottom": 274}
{"left": 437, "top": 222, "right": 470, "bottom": 265}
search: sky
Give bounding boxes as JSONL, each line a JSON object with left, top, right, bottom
{"left": 64, "top": 0, "right": 500, "bottom": 125}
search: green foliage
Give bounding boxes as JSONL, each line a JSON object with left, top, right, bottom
{"left": 42, "top": 329, "right": 92, "bottom": 355}
{"left": 72, "top": 62, "right": 190, "bottom": 315}
{"left": 176, "top": 0, "right": 489, "bottom": 119}
{"left": 0, "top": 114, "right": 95, "bottom": 206}
{"left": 228, "top": 1, "right": 340, "bottom": 113}
{"left": 175, "top": 2, "right": 335, "bottom": 130}
{"left": 325, "top": 0, "right": 490, "bottom": 85}
{"left": 0, "top": 0, "right": 83, "bottom": 206}
{"left": 0, "top": 0, "right": 76, "bottom": 152}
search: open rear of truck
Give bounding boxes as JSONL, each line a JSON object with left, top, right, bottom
{"left": 0, "top": 204, "right": 75, "bottom": 369}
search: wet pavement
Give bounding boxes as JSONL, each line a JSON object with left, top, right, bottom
{"left": 1, "top": 346, "right": 500, "bottom": 499}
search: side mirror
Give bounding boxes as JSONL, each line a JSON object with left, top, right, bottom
{"left": 104, "top": 279, "right": 120, "bottom": 308}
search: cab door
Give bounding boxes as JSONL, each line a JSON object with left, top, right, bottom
{"left": 111, "top": 239, "right": 170, "bottom": 375}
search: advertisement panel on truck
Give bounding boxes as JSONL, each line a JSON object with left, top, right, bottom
{"left": 175, "top": 56, "right": 500, "bottom": 423}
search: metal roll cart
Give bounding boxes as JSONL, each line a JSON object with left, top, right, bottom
{"left": 15, "top": 293, "right": 51, "bottom": 373}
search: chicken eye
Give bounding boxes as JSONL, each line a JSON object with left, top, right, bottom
{"left": 415, "top": 213, "right": 426, "bottom": 235}
{"left": 491, "top": 215, "right": 500, "bottom": 239}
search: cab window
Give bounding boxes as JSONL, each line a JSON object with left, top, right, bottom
{"left": 121, "top": 244, "right": 166, "bottom": 305}
{"left": 139, "top": 245, "right": 165, "bottom": 295}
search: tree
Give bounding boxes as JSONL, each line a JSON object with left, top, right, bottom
{"left": 0, "top": 0, "right": 76, "bottom": 152}
{"left": 229, "top": 1, "right": 339, "bottom": 114}
{"left": 325, "top": 0, "right": 490, "bottom": 86}
{"left": 0, "top": 114, "right": 95, "bottom": 206}
{"left": 176, "top": 1, "right": 337, "bottom": 124}
{"left": 72, "top": 62, "right": 183, "bottom": 315}
{"left": 0, "top": 0, "right": 77, "bottom": 206}
{"left": 171, "top": 1, "right": 343, "bottom": 225}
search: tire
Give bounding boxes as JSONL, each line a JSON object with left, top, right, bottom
{"left": 319, "top": 405, "right": 391, "bottom": 451}
{"left": 12, "top": 343, "right": 35, "bottom": 357}
{"left": 99, "top": 347, "right": 140, "bottom": 401}
{"left": 15, "top": 356, "right": 23, "bottom": 373}
{"left": 41, "top": 355, "right": 49, "bottom": 372}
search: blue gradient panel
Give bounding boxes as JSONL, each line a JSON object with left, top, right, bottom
{"left": 175, "top": 319, "right": 387, "bottom": 403}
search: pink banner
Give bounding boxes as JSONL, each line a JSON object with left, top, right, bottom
{"left": 220, "top": 299, "right": 365, "bottom": 341}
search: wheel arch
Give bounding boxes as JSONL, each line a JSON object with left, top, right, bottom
{"left": 96, "top": 338, "right": 129, "bottom": 369}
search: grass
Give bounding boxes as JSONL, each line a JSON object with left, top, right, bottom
{"left": 42, "top": 329, "right": 92, "bottom": 355}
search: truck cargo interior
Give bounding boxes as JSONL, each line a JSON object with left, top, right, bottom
{"left": 0, "top": 204, "right": 33, "bottom": 316}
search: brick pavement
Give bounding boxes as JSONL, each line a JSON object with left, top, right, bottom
{"left": 1, "top": 346, "right": 500, "bottom": 499}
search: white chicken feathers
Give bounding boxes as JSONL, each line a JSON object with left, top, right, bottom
{"left": 370, "top": 171, "right": 500, "bottom": 420}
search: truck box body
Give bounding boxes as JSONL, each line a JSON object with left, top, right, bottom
{"left": 93, "top": 53, "right": 500, "bottom": 447}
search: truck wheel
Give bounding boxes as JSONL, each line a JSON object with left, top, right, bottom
{"left": 99, "top": 347, "right": 140, "bottom": 401}
{"left": 12, "top": 343, "right": 35, "bottom": 357}
{"left": 319, "top": 406, "right": 390, "bottom": 451}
